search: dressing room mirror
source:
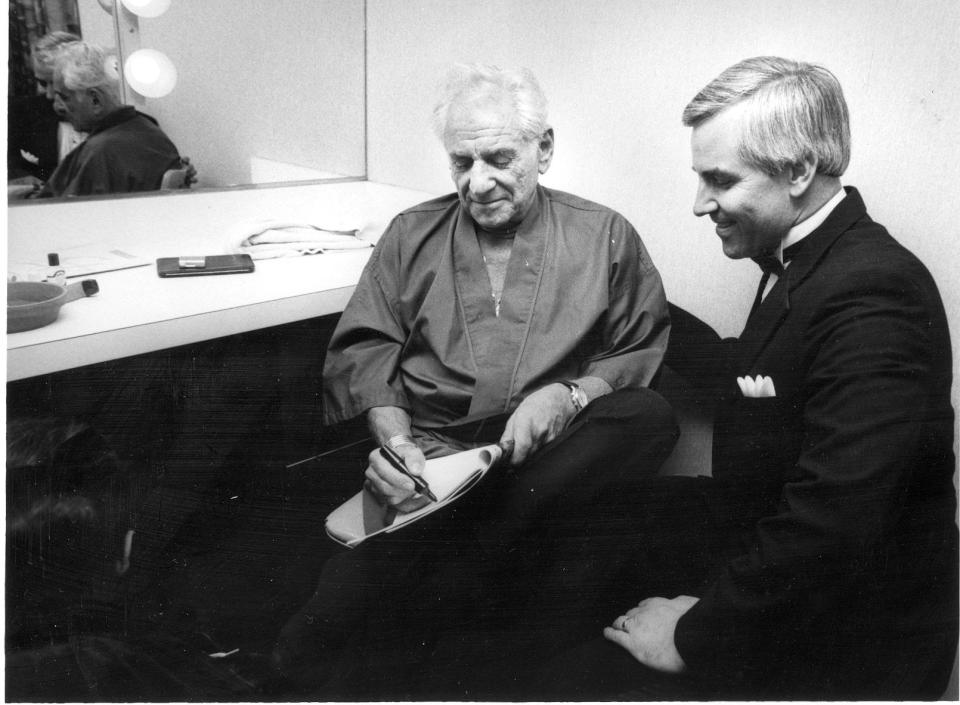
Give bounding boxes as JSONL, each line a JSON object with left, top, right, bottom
{"left": 8, "top": 0, "right": 367, "bottom": 203}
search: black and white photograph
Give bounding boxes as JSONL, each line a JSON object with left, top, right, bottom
{"left": 6, "top": 0, "right": 959, "bottom": 701}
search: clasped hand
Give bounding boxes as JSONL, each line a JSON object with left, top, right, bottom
{"left": 8, "top": 175, "right": 43, "bottom": 200}
{"left": 603, "top": 595, "right": 699, "bottom": 673}
{"left": 500, "top": 383, "right": 577, "bottom": 466}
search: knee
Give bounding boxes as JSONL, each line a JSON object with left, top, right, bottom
{"left": 586, "top": 387, "right": 678, "bottom": 438}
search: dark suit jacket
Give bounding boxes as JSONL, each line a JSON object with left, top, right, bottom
{"left": 7, "top": 94, "right": 61, "bottom": 181}
{"left": 671, "top": 188, "right": 957, "bottom": 699}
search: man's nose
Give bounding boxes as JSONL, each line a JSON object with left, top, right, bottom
{"left": 45, "top": 84, "right": 56, "bottom": 100}
{"left": 692, "top": 182, "right": 716, "bottom": 217}
{"left": 467, "top": 162, "right": 495, "bottom": 195}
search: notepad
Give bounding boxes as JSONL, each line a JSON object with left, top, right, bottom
{"left": 325, "top": 444, "right": 503, "bottom": 547}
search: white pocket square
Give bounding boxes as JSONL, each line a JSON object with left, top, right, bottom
{"left": 737, "top": 375, "right": 777, "bottom": 398}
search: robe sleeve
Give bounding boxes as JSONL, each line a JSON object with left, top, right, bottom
{"left": 322, "top": 217, "right": 411, "bottom": 425}
{"left": 579, "top": 216, "right": 670, "bottom": 389}
{"left": 64, "top": 149, "right": 116, "bottom": 196}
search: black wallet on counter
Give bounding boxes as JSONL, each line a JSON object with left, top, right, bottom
{"left": 156, "top": 254, "right": 255, "bottom": 277}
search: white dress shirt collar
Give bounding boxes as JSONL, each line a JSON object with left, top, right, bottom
{"left": 779, "top": 187, "right": 846, "bottom": 262}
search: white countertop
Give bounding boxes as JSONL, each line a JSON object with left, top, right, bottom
{"left": 7, "top": 180, "right": 437, "bottom": 380}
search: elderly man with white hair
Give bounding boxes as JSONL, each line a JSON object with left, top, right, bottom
{"left": 39, "top": 41, "right": 181, "bottom": 198}
{"left": 273, "top": 63, "right": 677, "bottom": 697}
{"left": 324, "top": 62, "right": 672, "bottom": 495}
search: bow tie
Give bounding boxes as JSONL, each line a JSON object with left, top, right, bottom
{"left": 747, "top": 241, "right": 805, "bottom": 323}
{"left": 752, "top": 253, "right": 784, "bottom": 277}
{"left": 752, "top": 241, "right": 805, "bottom": 276}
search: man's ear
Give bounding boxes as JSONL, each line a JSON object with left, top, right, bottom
{"left": 787, "top": 156, "right": 817, "bottom": 197}
{"left": 88, "top": 88, "right": 106, "bottom": 115}
{"left": 537, "top": 128, "right": 555, "bottom": 174}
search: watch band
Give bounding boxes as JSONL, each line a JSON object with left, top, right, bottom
{"left": 385, "top": 433, "right": 417, "bottom": 451}
{"left": 557, "top": 380, "right": 588, "bottom": 412}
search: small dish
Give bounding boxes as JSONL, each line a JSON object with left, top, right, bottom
{"left": 7, "top": 280, "right": 99, "bottom": 333}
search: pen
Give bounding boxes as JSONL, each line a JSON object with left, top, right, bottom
{"left": 379, "top": 445, "right": 438, "bottom": 502}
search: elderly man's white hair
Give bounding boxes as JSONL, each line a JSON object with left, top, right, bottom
{"left": 432, "top": 63, "right": 549, "bottom": 141}
{"left": 31, "top": 31, "right": 80, "bottom": 73}
{"left": 54, "top": 41, "right": 121, "bottom": 103}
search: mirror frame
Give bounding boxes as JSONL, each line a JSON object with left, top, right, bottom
{"left": 9, "top": 0, "right": 368, "bottom": 206}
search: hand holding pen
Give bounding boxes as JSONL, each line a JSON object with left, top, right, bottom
{"left": 364, "top": 441, "right": 435, "bottom": 513}
{"left": 379, "top": 445, "right": 438, "bottom": 502}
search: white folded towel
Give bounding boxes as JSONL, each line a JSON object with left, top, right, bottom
{"left": 225, "top": 219, "right": 371, "bottom": 260}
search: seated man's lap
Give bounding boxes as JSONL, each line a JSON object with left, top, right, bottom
{"left": 275, "top": 388, "right": 682, "bottom": 695}
{"left": 473, "top": 388, "right": 679, "bottom": 534}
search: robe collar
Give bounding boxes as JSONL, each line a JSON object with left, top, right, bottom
{"left": 453, "top": 187, "right": 551, "bottom": 415}
{"left": 89, "top": 106, "right": 157, "bottom": 137}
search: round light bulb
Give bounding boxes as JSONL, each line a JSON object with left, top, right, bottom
{"left": 124, "top": 49, "right": 177, "bottom": 98}
{"left": 120, "top": 0, "right": 170, "bottom": 18}
{"left": 131, "top": 57, "right": 160, "bottom": 84}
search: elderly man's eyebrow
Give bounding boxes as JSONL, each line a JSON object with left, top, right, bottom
{"left": 696, "top": 167, "right": 738, "bottom": 181}
{"left": 483, "top": 148, "right": 517, "bottom": 160}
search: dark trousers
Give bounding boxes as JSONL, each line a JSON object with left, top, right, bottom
{"left": 272, "top": 388, "right": 679, "bottom": 698}
{"left": 423, "top": 474, "right": 732, "bottom": 701}
{"left": 462, "top": 478, "right": 959, "bottom": 702}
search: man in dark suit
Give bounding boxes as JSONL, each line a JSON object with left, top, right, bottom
{"left": 490, "top": 56, "right": 956, "bottom": 701}
{"left": 7, "top": 32, "right": 82, "bottom": 187}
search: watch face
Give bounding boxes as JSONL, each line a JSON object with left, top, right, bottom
{"left": 573, "top": 387, "right": 588, "bottom": 408}
{"left": 558, "top": 380, "right": 586, "bottom": 410}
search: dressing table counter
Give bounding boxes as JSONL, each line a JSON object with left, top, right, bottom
{"left": 7, "top": 180, "right": 435, "bottom": 380}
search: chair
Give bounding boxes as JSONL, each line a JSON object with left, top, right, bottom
{"left": 654, "top": 302, "right": 721, "bottom": 478}
{"left": 161, "top": 157, "right": 197, "bottom": 190}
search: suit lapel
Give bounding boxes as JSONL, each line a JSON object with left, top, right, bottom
{"left": 736, "top": 187, "right": 869, "bottom": 370}
{"left": 737, "top": 281, "right": 790, "bottom": 370}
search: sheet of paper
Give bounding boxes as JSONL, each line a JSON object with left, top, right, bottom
{"left": 10, "top": 245, "right": 151, "bottom": 280}
{"left": 56, "top": 244, "right": 152, "bottom": 278}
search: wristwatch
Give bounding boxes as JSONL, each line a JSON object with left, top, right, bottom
{"left": 557, "top": 380, "right": 588, "bottom": 413}
{"left": 385, "top": 433, "right": 418, "bottom": 451}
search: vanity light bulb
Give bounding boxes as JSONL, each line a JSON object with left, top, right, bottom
{"left": 120, "top": 0, "right": 170, "bottom": 18}
{"left": 124, "top": 49, "right": 177, "bottom": 98}
{"left": 130, "top": 56, "right": 160, "bottom": 83}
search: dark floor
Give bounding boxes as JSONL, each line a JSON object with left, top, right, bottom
{"left": 138, "top": 434, "right": 372, "bottom": 698}
{"left": 6, "top": 314, "right": 377, "bottom": 701}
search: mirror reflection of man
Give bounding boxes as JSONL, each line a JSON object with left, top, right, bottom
{"left": 7, "top": 32, "right": 85, "bottom": 194}
{"left": 37, "top": 41, "right": 182, "bottom": 198}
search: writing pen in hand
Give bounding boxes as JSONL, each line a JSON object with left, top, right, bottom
{"left": 379, "top": 445, "right": 438, "bottom": 502}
